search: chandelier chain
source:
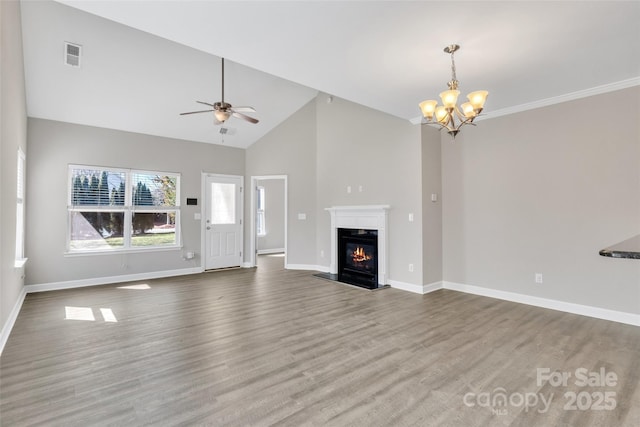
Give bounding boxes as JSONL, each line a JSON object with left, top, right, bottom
{"left": 450, "top": 51, "right": 457, "bottom": 83}
{"left": 448, "top": 50, "right": 459, "bottom": 90}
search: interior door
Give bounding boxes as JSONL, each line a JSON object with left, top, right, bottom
{"left": 205, "top": 174, "right": 243, "bottom": 270}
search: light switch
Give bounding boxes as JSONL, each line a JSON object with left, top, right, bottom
{"left": 431, "top": 193, "right": 438, "bottom": 202}
{"left": 298, "top": 213, "right": 307, "bottom": 220}
{"left": 194, "top": 213, "right": 201, "bottom": 220}
{"left": 408, "top": 213, "right": 414, "bottom": 222}
{"left": 347, "top": 186, "right": 352, "bottom": 193}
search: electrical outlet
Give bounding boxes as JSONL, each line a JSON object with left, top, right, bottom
{"left": 409, "top": 263, "right": 414, "bottom": 272}
{"left": 535, "top": 273, "right": 543, "bottom": 284}
{"left": 320, "top": 250, "right": 325, "bottom": 258}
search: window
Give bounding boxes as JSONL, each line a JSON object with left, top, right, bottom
{"left": 256, "top": 186, "right": 266, "bottom": 236}
{"left": 68, "top": 165, "right": 180, "bottom": 253}
{"left": 15, "top": 148, "right": 26, "bottom": 267}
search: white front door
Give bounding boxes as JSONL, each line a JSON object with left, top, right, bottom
{"left": 205, "top": 174, "right": 243, "bottom": 270}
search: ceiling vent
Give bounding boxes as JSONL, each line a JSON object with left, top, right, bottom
{"left": 64, "top": 42, "right": 82, "bottom": 67}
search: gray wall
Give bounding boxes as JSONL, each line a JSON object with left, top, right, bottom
{"left": 245, "top": 100, "right": 317, "bottom": 266}
{"left": 1, "top": 0, "right": 28, "bottom": 333}
{"left": 249, "top": 94, "right": 426, "bottom": 286}
{"left": 314, "top": 95, "right": 424, "bottom": 285}
{"left": 26, "top": 118, "right": 245, "bottom": 285}
{"left": 421, "top": 125, "right": 442, "bottom": 285}
{"left": 442, "top": 87, "right": 640, "bottom": 314}
{"left": 257, "top": 178, "right": 285, "bottom": 252}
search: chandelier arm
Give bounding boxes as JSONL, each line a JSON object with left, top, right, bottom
{"left": 453, "top": 106, "right": 465, "bottom": 122}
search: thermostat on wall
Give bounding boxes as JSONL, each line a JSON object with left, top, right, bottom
{"left": 186, "top": 198, "right": 198, "bottom": 206}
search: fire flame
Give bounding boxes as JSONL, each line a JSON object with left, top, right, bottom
{"left": 352, "top": 246, "right": 372, "bottom": 263}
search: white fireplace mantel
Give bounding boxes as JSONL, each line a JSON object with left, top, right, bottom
{"left": 325, "top": 205, "right": 390, "bottom": 286}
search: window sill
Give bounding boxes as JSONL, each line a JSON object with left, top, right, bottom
{"left": 64, "top": 245, "right": 182, "bottom": 257}
{"left": 14, "top": 258, "right": 28, "bottom": 268}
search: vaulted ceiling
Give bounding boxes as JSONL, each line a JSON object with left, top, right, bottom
{"left": 21, "top": 1, "right": 640, "bottom": 148}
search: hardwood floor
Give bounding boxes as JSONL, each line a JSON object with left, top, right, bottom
{"left": 1, "top": 254, "right": 639, "bottom": 426}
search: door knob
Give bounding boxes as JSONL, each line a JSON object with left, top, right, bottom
{"left": 206, "top": 226, "right": 211, "bottom": 230}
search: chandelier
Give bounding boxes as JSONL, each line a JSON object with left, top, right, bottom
{"left": 419, "top": 44, "right": 488, "bottom": 138}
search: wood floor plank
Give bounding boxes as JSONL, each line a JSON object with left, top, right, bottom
{"left": 1, "top": 254, "right": 639, "bottom": 426}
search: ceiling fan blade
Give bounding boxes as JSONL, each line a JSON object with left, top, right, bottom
{"left": 230, "top": 106, "right": 256, "bottom": 113}
{"left": 196, "top": 101, "right": 216, "bottom": 108}
{"left": 180, "top": 109, "right": 214, "bottom": 115}
{"left": 232, "top": 111, "right": 259, "bottom": 124}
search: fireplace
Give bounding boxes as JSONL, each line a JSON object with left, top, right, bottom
{"left": 338, "top": 228, "right": 378, "bottom": 289}
{"left": 326, "top": 205, "right": 390, "bottom": 288}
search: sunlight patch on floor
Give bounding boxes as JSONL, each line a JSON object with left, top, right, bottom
{"left": 65, "top": 306, "right": 118, "bottom": 322}
{"left": 117, "top": 283, "right": 151, "bottom": 290}
{"left": 100, "top": 308, "right": 118, "bottom": 322}
{"left": 65, "top": 306, "right": 95, "bottom": 321}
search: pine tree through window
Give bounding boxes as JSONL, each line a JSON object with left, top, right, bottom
{"left": 68, "top": 165, "right": 180, "bottom": 252}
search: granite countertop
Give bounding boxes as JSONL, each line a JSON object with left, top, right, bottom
{"left": 599, "top": 234, "right": 640, "bottom": 259}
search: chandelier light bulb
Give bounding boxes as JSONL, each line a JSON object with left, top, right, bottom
{"left": 439, "top": 90, "right": 460, "bottom": 109}
{"left": 419, "top": 100, "right": 438, "bottom": 119}
{"left": 435, "top": 106, "right": 448, "bottom": 124}
{"left": 467, "top": 90, "right": 489, "bottom": 111}
{"left": 461, "top": 102, "right": 476, "bottom": 118}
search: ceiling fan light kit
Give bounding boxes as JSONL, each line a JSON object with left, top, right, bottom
{"left": 180, "top": 58, "right": 259, "bottom": 126}
{"left": 419, "top": 44, "right": 488, "bottom": 138}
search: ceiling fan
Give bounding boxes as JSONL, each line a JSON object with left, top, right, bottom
{"left": 180, "top": 58, "right": 259, "bottom": 125}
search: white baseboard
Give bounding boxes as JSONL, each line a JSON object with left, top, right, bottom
{"left": 0, "top": 287, "right": 27, "bottom": 356}
{"left": 257, "top": 248, "right": 285, "bottom": 255}
{"left": 423, "top": 281, "right": 444, "bottom": 294}
{"left": 443, "top": 281, "right": 640, "bottom": 327}
{"left": 24, "top": 267, "right": 204, "bottom": 293}
{"left": 388, "top": 280, "right": 443, "bottom": 294}
{"left": 242, "top": 262, "right": 253, "bottom": 268}
{"left": 286, "top": 264, "right": 330, "bottom": 273}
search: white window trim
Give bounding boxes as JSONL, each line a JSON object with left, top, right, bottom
{"left": 257, "top": 186, "right": 266, "bottom": 236}
{"left": 67, "top": 164, "right": 181, "bottom": 254}
{"left": 15, "top": 148, "right": 27, "bottom": 268}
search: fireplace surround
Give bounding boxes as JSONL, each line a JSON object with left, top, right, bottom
{"left": 326, "top": 205, "right": 390, "bottom": 288}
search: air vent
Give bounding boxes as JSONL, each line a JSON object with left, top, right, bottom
{"left": 64, "top": 42, "right": 82, "bottom": 67}
{"left": 219, "top": 127, "right": 228, "bottom": 135}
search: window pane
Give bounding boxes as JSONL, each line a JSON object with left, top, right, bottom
{"left": 257, "top": 187, "right": 265, "bottom": 210}
{"left": 69, "top": 211, "right": 125, "bottom": 250}
{"left": 16, "top": 149, "right": 26, "bottom": 260}
{"left": 131, "top": 212, "right": 177, "bottom": 247}
{"left": 211, "top": 183, "right": 236, "bottom": 225}
{"left": 70, "top": 168, "right": 126, "bottom": 206}
{"left": 68, "top": 166, "right": 181, "bottom": 253}
{"left": 257, "top": 211, "right": 265, "bottom": 236}
{"left": 15, "top": 202, "right": 24, "bottom": 259}
{"left": 132, "top": 173, "right": 178, "bottom": 207}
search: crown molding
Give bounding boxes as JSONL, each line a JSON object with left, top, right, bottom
{"left": 410, "top": 77, "right": 640, "bottom": 125}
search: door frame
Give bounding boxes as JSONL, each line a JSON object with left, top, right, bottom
{"left": 249, "top": 175, "right": 288, "bottom": 268}
{"left": 201, "top": 172, "right": 244, "bottom": 270}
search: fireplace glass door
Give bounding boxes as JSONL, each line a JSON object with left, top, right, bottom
{"left": 338, "top": 228, "right": 378, "bottom": 289}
